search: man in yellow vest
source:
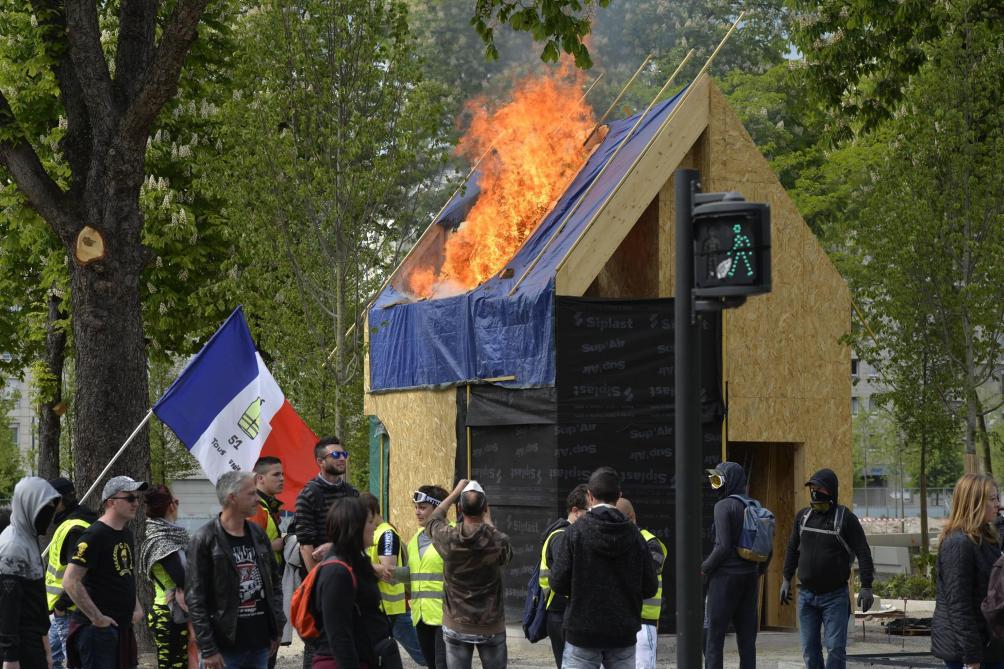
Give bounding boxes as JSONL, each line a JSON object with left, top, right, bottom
{"left": 360, "top": 493, "right": 426, "bottom": 666}
{"left": 407, "top": 485, "right": 451, "bottom": 669}
{"left": 538, "top": 484, "right": 589, "bottom": 668}
{"left": 615, "top": 497, "right": 667, "bottom": 669}
{"left": 251, "top": 456, "right": 286, "bottom": 669}
{"left": 45, "top": 477, "right": 97, "bottom": 669}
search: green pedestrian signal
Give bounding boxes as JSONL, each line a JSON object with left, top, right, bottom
{"left": 692, "top": 193, "right": 770, "bottom": 299}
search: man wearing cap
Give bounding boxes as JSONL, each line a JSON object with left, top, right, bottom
{"left": 426, "top": 479, "right": 512, "bottom": 669}
{"left": 407, "top": 485, "right": 451, "bottom": 669}
{"left": 62, "top": 475, "right": 148, "bottom": 669}
{"left": 45, "top": 477, "right": 99, "bottom": 669}
{"left": 781, "top": 468, "right": 875, "bottom": 669}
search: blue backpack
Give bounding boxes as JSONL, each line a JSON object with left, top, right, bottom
{"left": 522, "top": 561, "right": 549, "bottom": 642}
{"left": 729, "top": 494, "right": 775, "bottom": 562}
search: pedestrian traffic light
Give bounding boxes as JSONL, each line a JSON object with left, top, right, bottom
{"left": 692, "top": 192, "right": 771, "bottom": 299}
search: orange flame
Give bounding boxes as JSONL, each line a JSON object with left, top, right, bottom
{"left": 408, "top": 66, "right": 595, "bottom": 299}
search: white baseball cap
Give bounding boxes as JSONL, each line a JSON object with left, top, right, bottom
{"left": 462, "top": 480, "right": 485, "bottom": 495}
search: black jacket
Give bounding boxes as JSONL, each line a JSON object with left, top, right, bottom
{"left": 313, "top": 552, "right": 391, "bottom": 669}
{"left": 186, "top": 518, "right": 285, "bottom": 657}
{"left": 782, "top": 468, "right": 874, "bottom": 594}
{"left": 702, "top": 462, "right": 759, "bottom": 577}
{"left": 931, "top": 530, "right": 1004, "bottom": 664}
{"left": 550, "top": 506, "right": 658, "bottom": 649}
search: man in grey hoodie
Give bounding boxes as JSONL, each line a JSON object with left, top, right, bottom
{"left": 550, "top": 467, "right": 658, "bottom": 669}
{"left": 0, "top": 477, "right": 61, "bottom": 669}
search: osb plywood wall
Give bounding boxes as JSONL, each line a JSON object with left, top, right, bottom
{"left": 363, "top": 388, "right": 457, "bottom": 542}
{"left": 653, "top": 82, "right": 852, "bottom": 627}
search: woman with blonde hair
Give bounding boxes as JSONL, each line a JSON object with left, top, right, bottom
{"left": 932, "top": 473, "right": 1004, "bottom": 668}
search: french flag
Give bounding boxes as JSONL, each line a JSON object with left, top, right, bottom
{"left": 153, "top": 306, "right": 318, "bottom": 507}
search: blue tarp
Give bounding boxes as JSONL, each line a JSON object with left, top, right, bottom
{"left": 369, "top": 88, "right": 687, "bottom": 391}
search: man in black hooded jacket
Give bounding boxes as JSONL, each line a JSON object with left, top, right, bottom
{"left": 781, "top": 468, "right": 874, "bottom": 669}
{"left": 702, "top": 461, "right": 765, "bottom": 669}
{"left": 550, "top": 467, "right": 657, "bottom": 669}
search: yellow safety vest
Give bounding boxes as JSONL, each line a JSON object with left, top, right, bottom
{"left": 640, "top": 529, "right": 667, "bottom": 623}
{"left": 45, "top": 517, "right": 90, "bottom": 610}
{"left": 259, "top": 497, "right": 283, "bottom": 566}
{"left": 150, "top": 561, "right": 178, "bottom": 607}
{"left": 538, "top": 527, "right": 566, "bottom": 609}
{"left": 406, "top": 527, "right": 447, "bottom": 626}
{"left": 369, "top": 522, "right": 406, "bottom": 616}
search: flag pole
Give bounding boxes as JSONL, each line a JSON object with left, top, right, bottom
{"left": 42, "top": 408, "right": 154, "bottom": 557}
{"left": 77, "top": 408, "right": 155, "bottom": 507}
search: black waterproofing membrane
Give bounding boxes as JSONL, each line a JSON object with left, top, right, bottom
{"left": 453, "top": 297, "right": 724, "bottom": 631}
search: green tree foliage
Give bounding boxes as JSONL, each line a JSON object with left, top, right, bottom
{"left": 471, "top": 0, "right": 610, "bottom": 67}
{"left": 211, "top": 0, "right": 452, "bottom": 471}
{"left": 0, "top": 387, "right": 25, "bottom": 498}
{"left": 834, "top": 13, "right": 1004, "bottom": 476}
{"left": 786, "top": 0, "right": 1001, "bottom": 134}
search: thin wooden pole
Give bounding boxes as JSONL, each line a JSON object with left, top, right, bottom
{"left": 554, "top": 13, "right": 746, "bottom": 280}
{"left": 466, "top": 384, "right": 473, "bottom": 480}
{"left": 583, "top": 54, "right": 653, "bottom": 147}
{"left": 508, "top": 49, "right": 696, "bottom": 296}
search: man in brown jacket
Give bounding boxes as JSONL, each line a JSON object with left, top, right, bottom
{"left": 426, "top": 479, "right": 513, "bottom": 669}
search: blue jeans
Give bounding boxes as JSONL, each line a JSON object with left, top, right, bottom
{"left": 75, "top": 624, "right": 122, "bottom": 669}
{"left": 561, "top": 642, "right": 635, "bottom": 669}
{"left": 50, "top": 613, "right": 70, "bottom": 669}
{"left": 390, "top": 612, "right": 427, "bottom": 666}
{"left": 798, "top": 585, "right": 849, "bottom": 669}
{"left": 219, "top": 646, "right": 269, "bottom": 669}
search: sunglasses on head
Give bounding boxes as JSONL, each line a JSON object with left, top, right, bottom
{"left": 323, "top": 450, "right": 350, "bottom": 461}
{"left": 412, "top": 491, "right": 442, "bottom": 506}
{"left": 110, "top": 494, "right": 142, "bottom": 503}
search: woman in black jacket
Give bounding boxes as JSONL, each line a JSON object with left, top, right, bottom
{"left": 932, "top": 473, "right": 1004, "bottom": 669}
{"left": 311, "top": 496, "right": 400, "bottom": 669}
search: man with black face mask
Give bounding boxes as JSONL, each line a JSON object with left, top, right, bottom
{"left": 781, "top": 468, "right": 875, "bottom": 669}
{"left": 0, "top": 477, "right": 61, "bottom": 669}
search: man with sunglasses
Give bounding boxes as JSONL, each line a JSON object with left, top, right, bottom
{"left": 62, "top": 476, "right": 148, "bottom": 669}
{"left": 293, "top": 437, "right": 358, "bottom": 669}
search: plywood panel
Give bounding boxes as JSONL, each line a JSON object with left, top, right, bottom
{"left": 585, "top": 196, "right": 660, "bottom": 298}
{"left": 556, "top": 76, "right": 711, "bottom": 295}
{"left": 366, "top": 388, "right": 457, "bottom": 541}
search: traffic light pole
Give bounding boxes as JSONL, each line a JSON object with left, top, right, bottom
{"left": 674, "top": 168, "right": 703, "bottom": 666}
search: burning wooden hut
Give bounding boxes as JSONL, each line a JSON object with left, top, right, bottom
{"left": 364, "top": 72, "right": 851, "bottom": 630}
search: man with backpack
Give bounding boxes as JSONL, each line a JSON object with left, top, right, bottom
{"left": 532, "top": 484, "right": 588, "bottom": 668}
{"left": 781, "top": 468, "right": 875, "bottom": 669}
{"left": 702, "top": 461, "right": 769, "bottom": 669}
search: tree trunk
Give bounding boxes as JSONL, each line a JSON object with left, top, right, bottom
{"left": 978, "top": 411, "right": 993, "bottom": 476}
{"left": 919, "top": 431, "right": 929, "bottom": 558}
{"left": 37, "top": 290, "right": 67, "bottom": 480}
{"left": 69, "top": 177, "right": 151, "bottom": 500}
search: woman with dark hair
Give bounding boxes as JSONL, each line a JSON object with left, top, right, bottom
{"left": 138, "top": 484, "right": 191, "bottom": 669}
{"left": 931, "top": 473, "right": 1004, "bottom": 668}
{"left": 311, "top": 496, "right": 400, "bottom": 669}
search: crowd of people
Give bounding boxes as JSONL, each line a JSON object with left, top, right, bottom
{"left": 0, "top": 440, "right": 1001, "bottom": 669}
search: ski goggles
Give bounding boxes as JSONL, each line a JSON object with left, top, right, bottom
{"left": 412, "top": 491, "right": 443, "bottom": 507}
{"left": 706, "top": 469, "right": 725, "bottom": 490}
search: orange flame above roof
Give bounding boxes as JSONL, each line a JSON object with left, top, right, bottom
{"left": 408, "top": 66, "right": 595, "bottom": 299}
